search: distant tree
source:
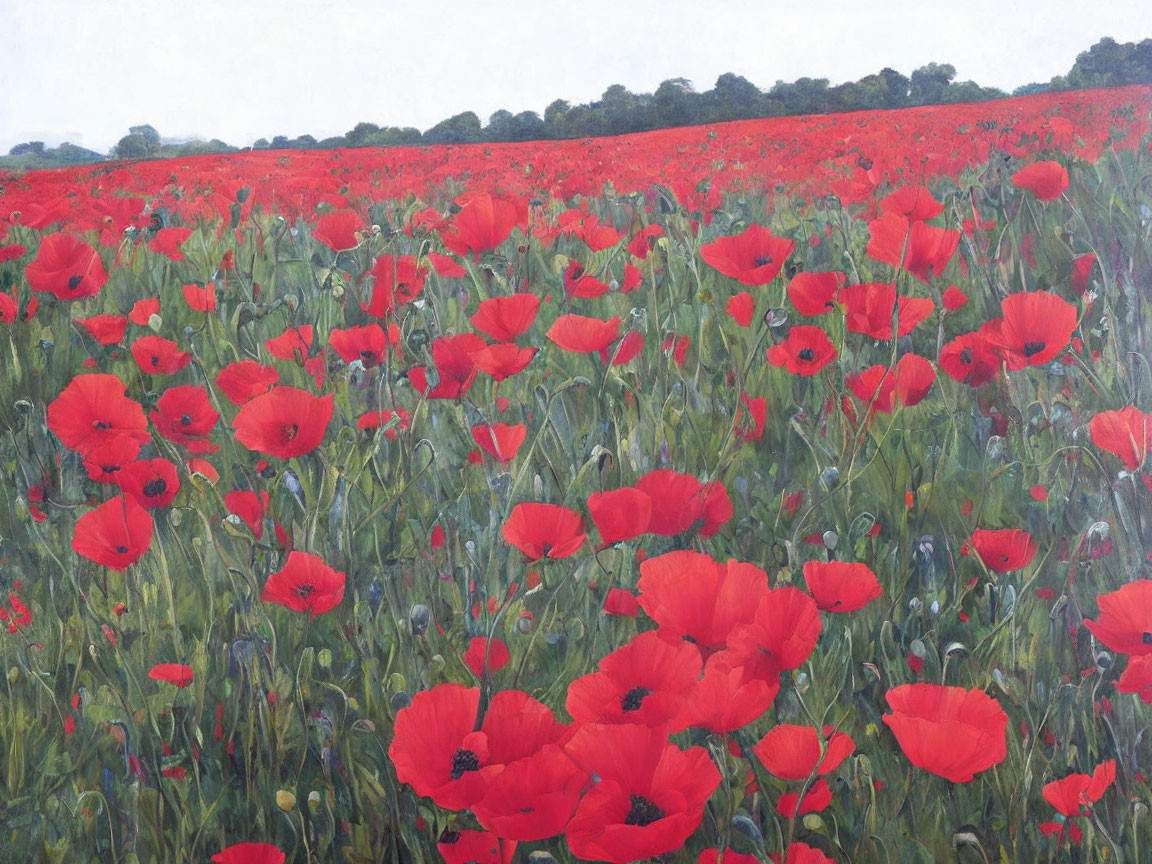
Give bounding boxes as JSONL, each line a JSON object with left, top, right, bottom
{"left": 486, "top": 110, "right": 515, "bottom": 141}
{"left": 292, "top": 134, "right": 318, "bottom": 149}
{"left": 345, "top": 122, "right": 382, "bottom": 147}
{"left": 909, "top": 63, "right": 956, "bottom": 106}
{"left": 253, "top": 138, "right": 271, "bottom": 149}
{"left": 316, "top": 136, "right": 347, "bottom": 149}
{"left": 601, "top": 84, "right": 640, "bottom": 134}
{"left": 270, "top": 135, "right": 290, "bottom": 149}
{"left": 9, "top": 141, "right": 45, "bottom": 156}
{"left": 770, "top": 77, "right": 831, "bottom": 115}
{"left": 654, "top": 78, "right": 695, "bottom": 127}
{"left": 510, "top": 111, "right": 544, "bottom": 141}
{"left": 423, "top": 111, "right": 482, "bottom": 145}
{"left": 1066, "top": 37, "right": 1152, "bottom": 88}
{"left": 878, "top": 68, "right": 910, "bottom": 108}
{"left": 113, "top": 133, "right": 150, "bottom": 159}
{"left": 129, "top": 124, "right": 161, "bottom": 156}
{"left": 711, "top": 73, "right": 763, "bottom": 120}
{"left": 544, "top": 99, "right": 570, "bottom": 136}
{"left": 1012, "top": 82, "right": 1051, "bottom": 97}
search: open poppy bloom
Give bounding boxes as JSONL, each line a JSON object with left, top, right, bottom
{"left": 47, "top": 373, "right": 150, "bottom": 457}
{"left": 1089, "top": 406, "right": 1151, "bottom": 470}
{"left": 984, "top": 291, "right": 1077, "bottom": 369}
{"left": 766, "top": 326, "right": 837, "bottom": 376}
{"left": 215, "top": 361, "right": 280, "bottom": 405}
{"left": 969, "top": 528, "right": 1037, "bottom": 573}
{"left": 882, "top": 684, "right": 1007, "bottom": 782}
{"left": 776, "top": 778, "right": 834, "bottom": 818}
{"left": 148, "top": 226, "right": 193, "bottom": 260}
{"left": 1083, "top": 580, "right": 1152, "bottom": 655}
{"left": 312, "top": 209, "right": 363, "bottom": 251}
{"left": 753, "top": 724, "right": 855, "bottom": 780}
{"left": 566, "top": 630, "right": 702, "bottom": 727}
{"left": 866, "top": 213, "right": 960, "bottom": 282}
{"left": 878, "top": 185, "right": 944, "bottom": 222}
{"left": 547, "top": 314, "right": 621, "bottom": 354}
{"left": 471, "top": 745, "right": 588, "bottom": 842}
{"left": 131, "top": 335, "right": 192, "bottom": 375}
{"left": 1012, "top": 160, "right": 1069, "bottom": 201}
{"left": 838, "top": 282, "right": 934, "bottom": 339}
{"left": 264, "top": 325, "right": 313, "bottom": 362}
{"left": 470, "top": 294, "right": 540, "bottom": 342}
{"left": 150, "top": 384, "right": 220, "bottom": 452}
{"left": 470, "top": 343, "right": 537, "bottom": 381}
{"left": 232, "top": 386, "right": 333, "bottom": 459}
{"left": 1116, "top": 654, "right": 1152, "bottom": 702}
{"left": 437, "top": 831, "right": 516, "bottom": 864}
{"left": 149, "top": 663, "right": 194, "bottom": 688}
{"left": 328, "top": 323, "right": 401, "bottom": 368}
{"left": 363, "top": 255, "right": 429, "bottom": 317}
{"left": 118, "top": 458, "right": 180, "bottom": 509}
{"left": 734, "top": 393, "right": 767, "bottom": 441}
{"left": 25, "top": 233, "right": 108, "bottom": 300}
{"left": 634, "top": 469, "right": 732, "bottom": 537}
{"left": 726, "top": 586, "right": 822, "bottom": 675}
{"left": 471, "top": 423, "right": 527, "bottom": 463}
{"left": 1042, "top": 760, "right": 1115, "bottom": 818}
{"left": 356, "top": 409, "right": 410, "bottom": 438}
{"left": 672, "top": 650, "right": 779, "bottom": 734}
{"left": 726, "top": 292, "right": 755, "bottom": 326}
{"left": 787, "top": 271, "right": 846, "bottom": 317}
{"left": 72, "top": 495, "right": 154, "bottom": 570}
{"left": 563, "top": 723, "right": 720, "bottom": 864}
{"left": 420, "top": 334, "right": 487, "bottom": 399}
{"left": 261, "top": 551, "right": 345, "bottom": 616}
{"left": 440, "top": 192, "right": 522, "bottom": 258}
{"left": 76, "top": 314, "right": 128, "bottom": 346}
{"left": 182, "top": 282, "right": 216, "bottom": 312}
{"left": 938, "top": 330, "right": 1000, "bottom": 387}
{"left": 893, "top": 353, "right": 936, "bottom": 406}
{"left": 502, "top": 502, "right": 586, "bottom": 561}
{"left": 211, "top": 843, "right": 286, "bottom": 864}
{"left": 564, "top": 259, "right": 610, "bottom": 298}
{"left": 224, "top": 489, "right": 271, "bottom": 538}
{"left": 83, "top": 435, "right": 143, "bottom": 483}
{"left": 462, "top": 637, "right": 511, "bottom": 678}
{"left": 803, "top": 561, "right": 882, "bottom": 612}
{"left": 427, "top": 251, "right": 466, "bottom": 278}
{"left": 700, "top": 223, "right": 795, "bottom": 285}
{"left": 587, "top": 488, "right": 652, "bottom": 547}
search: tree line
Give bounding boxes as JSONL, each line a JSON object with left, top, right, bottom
{"left": 5, "top": 36, "right": 1151, "bottom": 169}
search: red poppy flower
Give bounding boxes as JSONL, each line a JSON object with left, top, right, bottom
{"left": 752, "top": 724, "right": 856, "bottom": 780}
{"left": 77, "top": 314, "right": 128, "bottom": 346}
{"left": 118, "top": 459, "right": 180, "bottom": 509}
{"left": 1083, "top": 580, "right": 1152, "bottom": 655}
{"left": 471, "top": 423, "right": 527, "bottom": 463}
{"left": 787, "top": 272, "right": 846, "bottom": 317}
{"left": 603, "top": 588, "right": 640, "bottom": 616}
{"left": 803, "top": 561, "right": 882, "bottom": 612}
{"left": 356, "top": 409, "right": 410, "bottom": 438}
{"left": 637, "top": 551, "right": 768, "bottom": 656}
{"left": 839, "top": 282, "right": 934, "bottom": 339}
{"left": 502, "top": 502, "right": 586, "bottom": 561}
{"left": 587, "top": 487, "right": 652, "bottom": 547}
{"left": 893, "top": 353, "right": 936, "bottom": 406}
{"left": 634, "top": 469, "right": 732, "bottom": 537}
{"left": 564, "top": 259, "right": 610, "bottom": 298}
{"left": 621, "top": 262, "right": 643, "bottom": 292}
{"left": 726, "top": 292, "right": 755, "bottom": 327}
{"left": 566, "top": 630, "right": 702, "bottom": 727}
{"left": 232, "top": 386, "right": 333, "bottom": 459}
{"left": 846, "top": 365, "right": 895, "bottom": 417}
{"left": 261, "top": 551, "right": 345, "bottom": 616}
{"left": 673, "top": 650, "right": 779, "bottom": 734}
{"left": 129, "top": 298, "right": 160, "bottom": 326}
{"left": 563, "top": 723, "right": 720, "bottom": 864}
{"left": 776, "top": 778, "right": 834, "bottom": 818}
{"left": 312, "top": 210, "right": 363, "bottom": 251}
{"left": 437, "top": 831, "right": 515, "bottom": 864}
{"left": 942, "top": 285, "right": 968, "bottom": 310}
{"left": 473, "top": 744, "right": 588, "bottom": 843}
{"left": 471, "top": 343, "right": 537, "bottom": 381}
{"left": 264, "top": 325, "right": 313, "bottom": 362}
{"left": 225, "top": 489, "right": 270, "bottom": 538}
{"left": 601, "top": 330, "right": 644, "bottom": 366}
{"left": 771, "top": 843, "right": 835, "bottom": 864}
{"left": 215, "top": 361, "right": 280, "bottom": 405}
{"left": 415, "top": 333, "right": 486, "bottom": 399}
{"left": 328, "top": 323, "right": 401, "bottom": 368}
{"left": 26, "top": 234, "right": 108, "bottom": 300}
{"left": 0, "top": 242, "right": 27, "bottom": 263}
{"left": 463, "top": 637, "right": 511, "bottom": 677}
{"left": 867, "top": 213, "right": 960, "bottom": 282}
{"left": 47, "top": 373, "right": 150, "bottom": 457}
{"left": 1012, "top": 161, "right": 1069, "bottom": 201}
{"left": 727, "top": 586, "right": 822, "bottom": 675}
{"left": 879, "top": 185, "right": 943, "bottom": 222}
{"left": 700, "top": 224, "right": 795, "bottom": 286}
{"left": 182, "top": 282, "right": 216, "bottom": 312}
{"left": 766, "top": 326, "right": 837, "bottom": 377}
{"left": 131, "top": 335, "right": 192, "bottom": 375}
{"left": 939, "top": 330, "right": 999, "bottom": 387}
{"left": 83, "top": 435, "right": 144, "bottom": 483}
{"left": 627, "top": 225, "right": 665, "bottom": 259}
{"left": 363, "top": 255, "right": 429, "bottom": 316}
{"left": 984, "top": 291, "right": 1077, "bottom": 369}
{"left": 547, "top": 314, "right": 621, "bottom": 353}
{"left": 1042, "top": 760, "right": 1115, "bottom": 817}
{"left": 441, "top": 192, "right": 521, "bottom": 258}
{"left": 428, "top": 251, "right": 466, "bottom": 278}
{"left": 970, "top": 528, "right": 1037, "bottom": 572}
{"left": 1071, "top": 253, "right": 1098, "bottom": 295}
{"left": 150, "top": 384, "right": 220, "bottom": 452}
{"left": 72, "top": 495, "right": 153, "bottom": 570}
{"left": 148, "top": 226, "right": 193, "bottom": 260}
{"left": 149, "top": 663, "right": 194, "bottom": 688}
{"left": 470, "top": 294, "right": 540, "bottom": 342}
{"left": 882, "top": 684, "right": 1007, "bottom": 782}
{"left": 1089, "top": 406, "right": 1151, "bottom": 470}
{"left": 1116, "top": 654, "right": 1152, "bottom": 702}
{"left": 211, "top": 842, "right": 286, "bottom": 864}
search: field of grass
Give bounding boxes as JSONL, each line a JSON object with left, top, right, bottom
{"left": 1, "top": 85, "right": 1151, "bottom": 864}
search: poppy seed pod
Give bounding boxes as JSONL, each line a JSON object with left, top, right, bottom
{"left": 409, "top": 604, "right": 431, "bottom": 635}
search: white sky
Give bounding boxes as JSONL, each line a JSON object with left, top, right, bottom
{"left": 1, "top": 0, "right": 1149, "bottom": 154}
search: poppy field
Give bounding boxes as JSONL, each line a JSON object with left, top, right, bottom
{"left": 2, "top": 84, "right": 1152, "bottom": 864}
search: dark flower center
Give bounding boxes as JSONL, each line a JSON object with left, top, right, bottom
{"left": 115, "top": 545, "right": 129, "bottom": 554}
{"left": 93, "top": 420, "right": 112, "bottom": 430}
{"left": 960, "top": 348, "right": 972, "bottom": 364}
{"left": 359, "top": 350, "right": 376, "bottom": 362}
{"left": 1143, "top": 632, "right": 1152, "bottom": 645}
{"left": 622, "top": 687, "right": 652, "bottom": 712}
{"left": 754, "top": 255, "right": 773, "bottom": 267}
{"left": 798, "top": 348, "right": 815, "bottom": 361}
{"left": 439, "top": 830, "right": 461, "bottom": 845}
{"left": 293, "top": 584, "right": 315, "bottom": 600}
{"left": 151, "top": 356, "right": 160, "bottom": 367}
{"left": 101, "top": 464, "right": 120, "bottom": 474}
{"left": 1001, "top": 555, "right": 1010, "bottom": 563}
{"left": 68, "top": 274, "right": 84, "bottom": 291}
{"left": 624, "top": 794, "right": 666, "bottom": 826}
{"left": 450, "top": 748, "right": 481, "bottom": 779}
{"left": 1022, "top": 341, "right": 1046, "bottom": 357}
{"left": 180, "top": 414, "right": 193, "bottom": 426}
{"left": 280, "top": 424, "right": 299, "bottom": 443}
{"left": 143, "top": 479, "right": 167, "bottom": 498}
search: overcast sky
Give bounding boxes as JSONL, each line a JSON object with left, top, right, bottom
{"left": 1, "top": 0, "right": 1149, "bottom": 154}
